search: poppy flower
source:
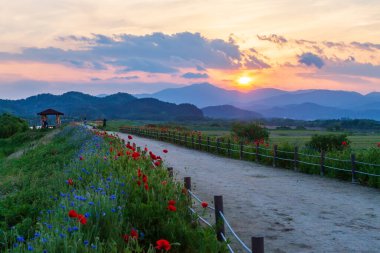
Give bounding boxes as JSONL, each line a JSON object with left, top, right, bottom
{"left": 342, "top": 141, "right": 348, "bottom": 146}
{"left": 163, "top": 149, "right": 168, "bottom": 153}
{"left": 77, "top": 214, "right": 87, "bottom": 225}
{"left": 68, "top": 210, "right": 78, "bottom": 218}
{"left": 167, "top": 205, "right": 176, "bottom": 212}
{"left": 79, "top": 156, "right": 84, "bottom": 161}
{"left": 137, "top": 180, "right": 141, "bottom": 186}
{"left": 377, "top": 142, "right": 380, "bottom": 148}
{"left": 122, "top": 234, "right": 130, "bottom": 242}
{"left": 154, "top": 161, "right": 161, "bottom": 167}
{"left": 201, "top": 202, "right": 208, "bottom": 208}
{"left": 132, "top": 152, "right": 140, "bottom": 160}
{"left": 142, "top": 174, "right": 148, "bottom": 183}
{"left": 144, "top": 183, "right": 149, "bottom": 190}
{"left": 130, "top": 229, "right": 138, "bottom": 239}
{"left": 128, "top": 135, "right": 133, "bottom": 140}
{"left": 168, "top": 200, "right": 176, "bottom": 206}
{"left": 110, "top": 147, "right": 113, "bottom": 153}
{"left": 67, "top": 178, "right": 74, "bottom": 186}
{"left": 144, "top": 147, "right": 148, "bottom": 152}
{"left": 137, "top": 168, "right": 142, "bottom": 178}
{"left": 155, "top": 239, "right": 171, "bottom": 251}
{"left": 161, "top": 180, "right": 167, "bottom": 185}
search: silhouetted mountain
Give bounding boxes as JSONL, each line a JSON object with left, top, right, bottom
{"left": 0, "top": 92, "right": 204, "bottom": 121}
{"left": 202, "top": 105, "right": 262, "bottom": 120}
{"left": 137, "top": 83, "right": 286, "bottom": 107}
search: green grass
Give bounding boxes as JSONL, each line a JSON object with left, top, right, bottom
{"left": 0, "top": 129, "right": 50, "bottom": 159}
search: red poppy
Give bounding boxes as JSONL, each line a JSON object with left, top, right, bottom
{"left": 144, "top": 147, "right": 148, "bottom": 152}
{"left": 128, "top": 135, "right": 133, "bottom": 140}
{"left": 342, "top": 141, "right": 348, "bottom": 146}
{"left": 123, "top": 234, "right": 130, "bottom": 242}
{"left": 142, "top": 174, "right": 148, "bottom": 183}
{"left": 77, "top": 214, "right": 87, "bottom": 225}
{"left": 163, "top": 149, "right": 168, "bottom": 153}
{"left": 67, "top": 178, "right": 73, "bottom": 186}
{"left": 68, "top": 210, "right": 78, "bottom": 218}
{"left": 149, "top": 151, "right": 157, "bottom": 160}
{"left": 201, "top": 202, "right": 208, "bottom": 208}
{"left": 167, "top": 205, "right": 176, "bottom": 212}
{"left": 110, "top": 147, "right": 113, "bottom": 153}
{"left": 155, "top": 239, "right": 171, "bottom": 251}
{"left": 161, "top": 180, "right": 167, "bottom": 185}
{"left": 144, "top": 183, "right": 149, "bottom": 190}
{"left": 79, "top": 156, "right": 84, "bottom": 161}
{"left": 154, "top": 161, "right": 161, "bottom": 167}
{"left": 132, "top": 152, "right": 140, "bottom": 160}
{"left": 130, "top": 229, "right": 138, "bottom": 239}
{"left": 137, "top": 168, "right": 142, "bottom": 178}
{"left": 117, "top": 151, "right": 122, "bottom": 157}
{"left": 377, "top": 142, "right": 380, "bottom": 148}
{"left": 168, "top": 200, "right": 176, "bottom": 206}
{"left": 137, "top": 180, "right": 141, "bottom": 186}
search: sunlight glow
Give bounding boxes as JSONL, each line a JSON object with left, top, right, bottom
{"left": 237, "top": 76, "right": 253, "bottom": 86}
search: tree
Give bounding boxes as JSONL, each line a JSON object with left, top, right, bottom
{"left": 231, "top": 122, "right": 269, "bottom": 143}
{"left": 307, "top": 134, "right": 349, "bottom": 152}
{"left": 0, "top": 113, "right": 29, "bottom": 138}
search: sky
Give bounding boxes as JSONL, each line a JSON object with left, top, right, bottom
{"left": 1, "top": 0, "right": 380, "bottom": 99}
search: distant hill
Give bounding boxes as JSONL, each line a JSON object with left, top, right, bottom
{"left": 202, "top": 105, "right": 262, "bottom": 120}
{"left": 0, "top": 92, "right": 204, "bottom": 121}
{"left": 137, "top": 83, "right": 286, "bottom": 108}
{"left": 137, "top": 83, "right": 380, "bottom": 120}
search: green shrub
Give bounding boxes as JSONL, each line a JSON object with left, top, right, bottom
{"left": 0, "top": 113, "right": 29, "bottom": 138}
{"left": 231, "top": 122, "right": 269, "bottom": 143}
{"left": 306, "top": 134, "right": 350, "bottom": 152}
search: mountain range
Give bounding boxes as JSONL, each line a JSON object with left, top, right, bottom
{"left": 1, "top": 83, "right": 380, "bottom": 121}
{"left": 0, "top": 92, "right": 203, "bottom": 121}
{"left": 137, "top": 83, "right": 380, "bottom": 120}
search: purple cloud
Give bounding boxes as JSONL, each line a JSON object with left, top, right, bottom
{"left": 181, "top": 72, "right": 209, "bottom": 79}
{"left": 298, "top": 52, "right": 325, "bottom": 69}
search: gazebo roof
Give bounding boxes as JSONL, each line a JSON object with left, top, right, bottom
{"left": 37, "top": 108, "right": 64, "bottom": 115}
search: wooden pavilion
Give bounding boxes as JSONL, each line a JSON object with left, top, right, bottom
{"left": 37, "top": 109, "right": 64, "bottom": 128}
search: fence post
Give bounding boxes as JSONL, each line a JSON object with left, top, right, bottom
{"left": 251, "top": 237, "right": 264, "bottom": 253}
{"left": 255, "top": 143, "right": 259, "bottom": 162}
{"left": 351, "top": 153, "right": 357, "bottom": 183}
{"left": 228, "top": 139, "right": 231, "bottom": 157}
{"left": 320, "top": 150, "right": 325, "bottom": 176}
{"left": 214, "top": 195, "right": 225, "bottom": 242}
{"left": 294, "top": 146, "right": 298, "bottom": 171}
{"left": 207, "top": 136, "right": 210, "bottom": 152}
{"left": 168, "top": 131, "right": 171, "bottom": 142}
{"left": 184, "top": 134, "right": 187, "bottom": 147}
{"left": 192, "top": 135, "right": 195, "bottom": 149}
{"left": 240, "top": 141, "right": 243, "bottom": 160}
{"left": 179, "top": 132, "right": 181, "bottom": 145}
{"left": 184, "top": 177, "right": 191, "bottom": 190}
{"left": 273, "top": 144, "right": 278, "bottom": 167}
{"left": 167, "top": 167, "right": 173, "bottom": 178}
{"left": 198, "top": 135, "right": 202, "bottom": 150}
{"left": 217, "top": 138, "right": 220, "bottom": 154}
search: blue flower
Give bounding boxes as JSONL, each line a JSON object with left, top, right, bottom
{"left": 43, "top": 250, "right": 48, "bottom": 253}
{"left": 111, "top": 208, "right": 116, "bottom": 213}
{"left": 73, "top": 226, "right": 79, "bottom": 231}
{"left": 17, "top": 236, "right": 25, "bottom": 242}
{"left": 110, "top": 194, "right": 116, "bottom": 200}
{"left": 88, "top": 201, "right": 94, "bottom": 206}
{"left": 41, "top": 238, "right": 48, "bottom": 243}
{"left": 84, "top": 240, "right": 89, "bottom": 246}
{"left": 59, "top": 233, "right": 65, "bottom": 238}
{"left": 85, "top": 212, "right": 90, "bottom": 218}
{"left": 34, "top": 232, "right": 41, "bottom": 238}
{"left": 91, "top": 244, "right": 97, "bottom": 249}
{"left": 27, "top": 244, "right": 34, "bottom": 251}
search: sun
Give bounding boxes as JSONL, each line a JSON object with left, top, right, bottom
{"left": 237, "top": 76, "right": 253, "bottom": 86}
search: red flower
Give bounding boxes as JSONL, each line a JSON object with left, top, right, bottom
{"left": 142, "top": 174, "right": 148, "bottom": 183}
{"left": 168, "top": 200, "right": 176, "bottom": 206}
{"left": 130, "top": 229, "right": 138, "bottom": 239}
{"left": 163, "top": 149, "right": 168, "bottom": 153}
{"left": 161, "top": 180, "right": 167, "bottom": 185}
{"left": 77, "top": 214, "right": 87, "bottom": 225}
{"left": 377, "top": 142, "right": 380, "bottom": 148}
{"left": 110, "top": 147, "right": 113, "bottom": 153}
{"left": 67, "top": 178, "right": 73, "bottom": 186}
{"left": 155, "top": 239, "right": 171, "bottom": 251}
{"left": 79, "top": 156, "right": 84, "bottom": 160}
{"left": 201, "top": 202, "right": 208, "bottom": 208}
{"left": 342, "top": 141, "right": 348, "bottom": 146}
{"left": 137, "top": 168, "right": 142, "bottom": 178}
{"left": 149, "top": 151, "right": 157, "bottom": 160}
{"left": 68, "top": 210, "right": 78, "bottom": 218}
{"left": 154, "top": 161, "right": 161, "bottom": 167}
{"left": 132, "top": 152, "right": 140, "bottom": 160}
{"left": 167, "top": 205, "right": 176, "bottom": 212}
{"left": 137, "top": 180, "right": 141, "bottom": 186}
{"left": 128, "top": 135, "right": 133, "bottom": 140}
{"left": 144, "top": 183, "right": 149, "bottom": 190}
{"left": 144, "top": 147, "right": 148, "bottom": 152}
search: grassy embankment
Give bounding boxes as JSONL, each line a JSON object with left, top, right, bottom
{"left": 0, "top": 125, "right": 227, "bottom": 252}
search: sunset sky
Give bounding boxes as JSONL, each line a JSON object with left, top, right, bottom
{"left": 1, "top": 0, "right": 380, "bottom": 99}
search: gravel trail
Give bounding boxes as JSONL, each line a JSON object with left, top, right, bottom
{"left": 118, "top": 132, "right": 380, "bottom": 253}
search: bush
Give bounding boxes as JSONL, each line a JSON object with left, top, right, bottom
{"left": 0, "top": 113, "right": 29, "bottom": 138}
{"left": 307, "top": 134, "right": 349, "bottom": 152}
{"left": 231, "top": 122, "right": 269, "bottom": 143}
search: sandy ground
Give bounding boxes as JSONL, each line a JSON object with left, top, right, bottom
{"left": 117, "top": 132, "right": 380, "bottom": 253}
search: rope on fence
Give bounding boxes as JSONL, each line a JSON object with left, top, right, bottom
{"left": 298, "top": 160, "right": 320, "bottom": 167}
{"left": 219, "top": 211, "right": 252, "bottom": 253}
{"left": 276, "top": 149, "right": 295, "bottom": 155}
{"left": 276, "top": 157, "right": 295, "bottom": 162}
{"left": 355, "top": 170, "right": 380, "bottom": 177}
{"left": 324, "top": 165, "right": 351, "bottom": 173}
{"left": 324, "top": 156, "right": 351, "bottom": 163}
{"left": 188, "top": 207, "right": 213, "bottom": 227}
{"left": 220, "top": 232, "right": 235, "bottom": 253}
{"left": 297, "top": 152, "right": 321, "bottom": 159}
{"left": 188, "top": 190, "right": 215, "bottom": 210}
{"left": 355, "top": 160, "right": 380, "bottom": 167}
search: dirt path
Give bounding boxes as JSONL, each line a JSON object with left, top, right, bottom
{"left": 118, "top": 132, "right": 380, "bottom": 253}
